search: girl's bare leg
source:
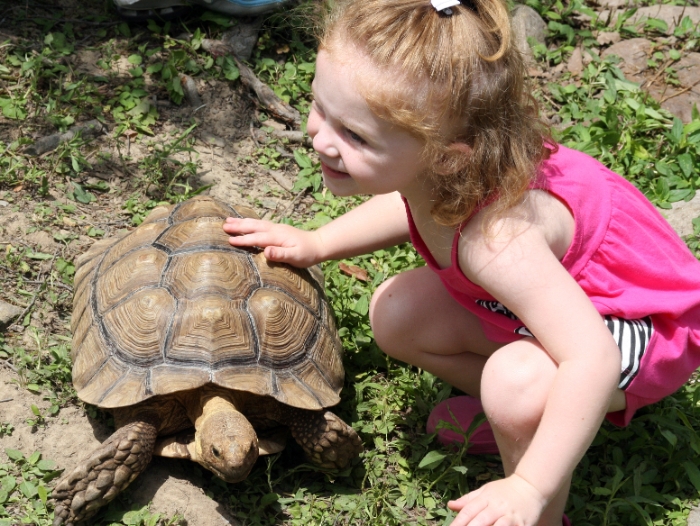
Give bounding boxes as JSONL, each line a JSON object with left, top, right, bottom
{"left": 369, "top": 266, "right": 501, "bottom": 397}
{"left": 481, "top": 339, "right": 627, "bottom": 526}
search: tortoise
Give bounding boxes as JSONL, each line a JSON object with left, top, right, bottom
{"left": 52, "top": 196, "right": 363, "bottom": 525}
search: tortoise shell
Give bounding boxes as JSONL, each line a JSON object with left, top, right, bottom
{"left": 71, "top": 196, "right": 344, "bottom": 411}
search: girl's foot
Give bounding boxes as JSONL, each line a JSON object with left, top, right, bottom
{"left": 426, "top": 396, "right": 499, "bottom": 454}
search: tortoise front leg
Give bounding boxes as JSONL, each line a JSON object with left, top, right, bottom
{"left": 283, "top": 409, "right": 363, "bottom": 469}
{"left": 52, "top": 420, "right": 157, "bottom": 526}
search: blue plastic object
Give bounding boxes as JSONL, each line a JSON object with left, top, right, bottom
{"left": 113, "top": 0, "right": 291, "bottom": 17}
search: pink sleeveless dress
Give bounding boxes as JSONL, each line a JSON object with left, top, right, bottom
{"left": 405, "top": 145, "right": 700, "bottom": 426}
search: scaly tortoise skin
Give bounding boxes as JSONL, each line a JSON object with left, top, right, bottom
{"left": 52, "top": 196, "right": 362, "bottom": 525}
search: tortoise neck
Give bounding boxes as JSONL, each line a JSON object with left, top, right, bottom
{"left": 187, "top": 386, "right": 243, "bottom": 427}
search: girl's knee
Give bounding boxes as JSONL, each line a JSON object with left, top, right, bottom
{"left": 369, "top": 275, "right": 414, "bottom": 356}
{"left": 481, "top": 341, "right": 555, "bottom": 428}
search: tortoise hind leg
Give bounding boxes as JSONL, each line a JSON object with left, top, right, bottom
{"left": 284, "top": 409, "right": 363, "bottom": 469}
{"left": 52, "top": 420, "right": 157, "bottom": 526}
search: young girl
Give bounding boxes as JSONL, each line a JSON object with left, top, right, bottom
{"left": 223, "top": 0, "right": 700, "bottom": 524}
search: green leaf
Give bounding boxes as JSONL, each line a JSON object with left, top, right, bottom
{"left": 418, "top": 450, "right": 446, "bottom": 470}
{"left": 36, "top": 459, "right": 56, "bottom": 472}
{"left": 4, "top": 449, "right": 23, "bottom": 462}
{"left": 37, "top": 484, "right": 47, "bottom": 504}
{"left": 18, "top": 480, "right": 36, "bottom": 498}
{"left": 354, "top": 294, "right": 369, "bottom": 315}
{"left": 683, "top": 461, "right": 700, "bottom": 493}
{"left": 260, "top": 492, "right": 279, "bottom": 506}
{"left": 660, "top": 429, "right": 678, "bottom": 447}
{"left": 27, "top": 451, "right": 40, "bottom": 465}
{"left": 200, "top": 10, "right": 233, "bottom": 26}
{"left": 25, "top": 251, "right": 52, "bottom": 260}
{"left": 128, "top": 54, "right": 143, "bottom": 65}
{"left": 678, "top": 153, "right": 693, "bottom": 178}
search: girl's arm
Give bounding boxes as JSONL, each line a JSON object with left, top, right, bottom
{"left": 223, "top": 191, "right": 409, "bottom": 267}
{"left": 450, "top": 206, "right": 621, "bottom": 525}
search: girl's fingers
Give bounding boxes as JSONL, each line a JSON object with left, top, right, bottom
{"left": 223, "top": 217, "right": 270, "bottom": 235}
{"left": 448, "top": 498, "right": 488, "bottom": 526}
{"left": 448, "top": 489, "right": 481, "bottom": 510}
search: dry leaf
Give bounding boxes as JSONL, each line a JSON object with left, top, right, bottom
{"left": 339, "top": 262, "right": 369, "bottom": 281}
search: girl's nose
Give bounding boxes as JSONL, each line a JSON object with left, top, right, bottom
{"left": 311, "top": 125, "right": 340, "bottom": 158}
{"left": 308, "top": 111, "right": 339, "bottom": 159}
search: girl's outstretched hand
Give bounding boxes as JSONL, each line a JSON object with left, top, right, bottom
{"left": 223, "top": 217, "right": 324, "bottom": 268}
{"left": 447, "top": 474, "right": 547, "bottom": 526}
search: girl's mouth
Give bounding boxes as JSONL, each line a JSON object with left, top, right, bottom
{"left": 321, "top": 162, "right": 350, "bottom": 180}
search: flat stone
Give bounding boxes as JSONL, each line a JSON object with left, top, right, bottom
{"left": 647, "top": 53, "right": 700, "bottom": 122}
{"left": 567, "top": 47, "right": 584, "bottom": 76}
{"left": 512, "top": 4, "right": 547, "bottom": 61}
{"left": 688, "top": 505, "right": 700, "bottom": 526}
{"left": 660, "top": 89, "right": 700, "bottom": 123}
{"left": 592, "top": 0, "right": 635, "bottom": 8}
{"left": 0, "top": 300, "right": 23, "bottom": 330}
{"left": 601, "top": 38, "right": 653, "bottom": 83}
{"left": 660, "top": 192, "right": 700, "bottom": 239}
{"left": 675, "top": 52, "right": 700, "bottom": 89}
{"left": 596, "top": 31, "right": 621, "bottom": 46}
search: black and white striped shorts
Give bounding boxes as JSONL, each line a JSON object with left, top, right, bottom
{"left": 475, "top": 300, "right": 654, "bottom": 389}
{"left": 604, "top": 315, "right": 654, "bottom": 390}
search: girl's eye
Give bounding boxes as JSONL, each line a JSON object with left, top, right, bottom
{"left": 346, "top": 129, "right": 365, "bottom": 144}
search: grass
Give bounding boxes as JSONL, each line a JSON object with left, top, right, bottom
{"left": 0, "top": 0, "right": 699, "bottom": 525}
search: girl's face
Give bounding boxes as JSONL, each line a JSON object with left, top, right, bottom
{"left": 307, "top": 48, "right": 429, "bottom": 198}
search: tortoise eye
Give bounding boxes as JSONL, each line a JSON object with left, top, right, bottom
{"left": 212, "top": 446, "right": 221, "bottom": 458}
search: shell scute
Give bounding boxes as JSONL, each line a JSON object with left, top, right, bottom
{"left": 274, "top": 372, "right": 324, "bottom": 410}
{"left": 100, "top": 221, "right": 169, "bottom": 272}
{"left": 150, "top": 364, "right": 211, "bottom": 396}
{"left": 247, "top": 289, "right": 317, "bottom": 366}
{"left": 252, "top": 253, "right": 320, "bottom": 315}
{"left": 96, "top": 248, "right": 168, "bottom": 314}
{"left": 157, "top": 217, "right": 232, "bottom": 253}
{"left": 99, "top": 368, "right": 150, "bottom": 408}
{"left": 72, "top": 325, "right": 109, "bottom": 391}
{"left": 171, "top": 197, "right": 233, "bottom": 222}
{"left": 102, "top": 288, "right": 176, "bottom": 366}
{"left": 76, "top": 356, "right": 129, "bottom": 406}
{"left": 166, "top": 296, "right": 256, "bottom": 364}
{"left": 164, "top": 251, "right": 257, "bottom": 300}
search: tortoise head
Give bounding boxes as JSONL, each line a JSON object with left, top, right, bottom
{"left": 194, "top": 409, "right": 259, "bottom": 483}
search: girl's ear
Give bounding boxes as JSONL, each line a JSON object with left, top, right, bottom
{"left": 434, "top": 142, "right": 472, "bottom": 175}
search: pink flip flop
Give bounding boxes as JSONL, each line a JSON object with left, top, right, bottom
{"left": 426, "top": 396, "right": 499, "bottom": 454}
{"left": 563, "top": 514, "right": 571, "bottom": 526}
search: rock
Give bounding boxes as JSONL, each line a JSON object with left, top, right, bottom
{"left": 688, "top": 505, "right": 700, "bottom": 526}
{"left": 0, "top": 300, "right": 22, "bottom": 330}
{"left": 511, "top": 5, "right": 547, "bottom": 62}
{"left": 596, "top": 31, "right": 621, "bottom": 46}
{"left": 567, "top": 47, "right": 584, "bottom": 76}
{"left": 592, "top": 0, "right": 634, "bottom": 8}
{"left": 602, "top": 6, "right": 700, "bottom": 34}
{"left": 600, "top": 38, "right": 653, "bottom": 83}
{"left": 222, "top": 18, "right": 263, "bottom": 61}
{"left": 661, "top": 192, "right": 700, "bottom": 239}
{"left": 642, "top": 53, "right": 700, "bottom": 123}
